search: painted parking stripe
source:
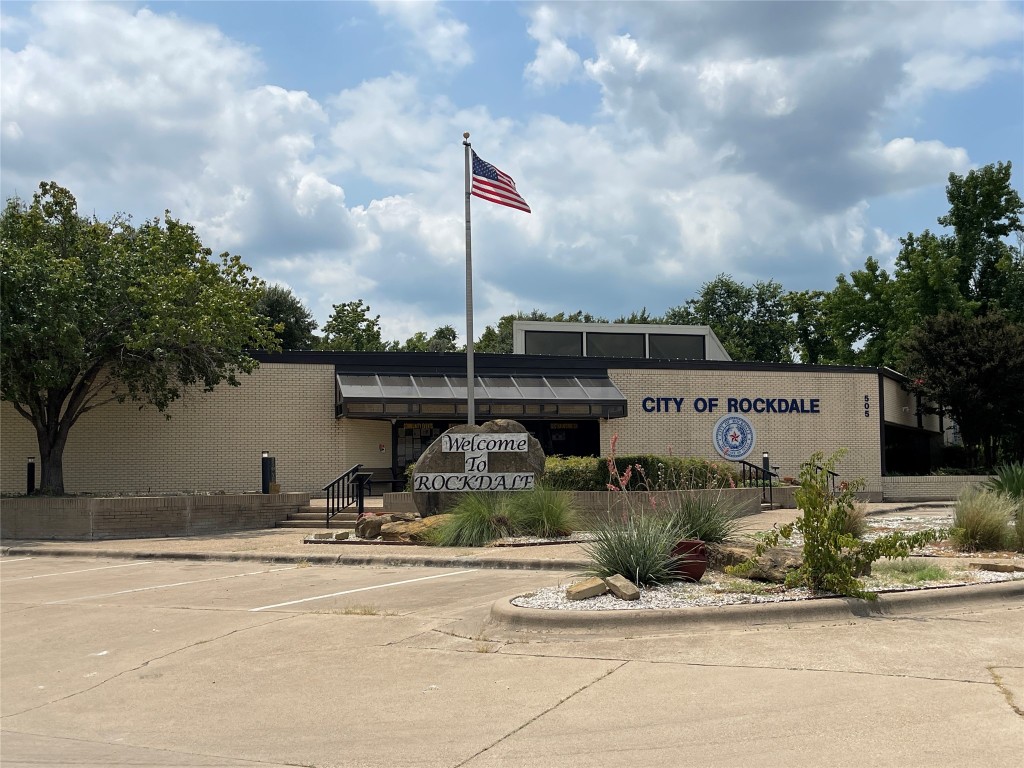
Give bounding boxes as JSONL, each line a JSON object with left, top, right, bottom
{"left": 4, "top": 561, "right": 154, "bottom": 582}
{"left": 44, "top": 565, "right": 298, "bottom": 604}
{"left": 0, "top": 557, "right": 34, "bottom": 563}
{"left": 249, "top": 569, "right": 479, "bottom": 612}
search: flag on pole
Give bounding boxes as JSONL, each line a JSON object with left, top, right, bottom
{"left": 470, "top": 150, "right": 531, "bottom": 213}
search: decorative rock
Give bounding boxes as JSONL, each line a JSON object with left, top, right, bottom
{"left": 708, "top": 543, "right": 757, "bottom": 570}
{"left": 411, "top": 419, "right": 545, "bottom": 517}
{"left": 380, "top": 514, "right": 451, "bottom": 542}
{"left": 566, "top": 577, "right": 609, "bottom": 601}
{"left": 333, "top": 531, "right": 350, "bottom": 541}
{"left": 742, "top": 546, "right": 803, "bottom": 583}
{"left": 354, "top": 514, "right": 395, "bottom": 539}
{"left": 604, "top": 574, "right": 641, "bottom": 601}
{"left": 971, "top": 562, "right": 1024, "bottom": 573}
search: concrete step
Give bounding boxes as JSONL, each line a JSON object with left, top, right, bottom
{"left": 275, "top": 519, "right": 357, "bottom": 530}
{"left": 284, "top": 511, "right": 359, "bottom": 522}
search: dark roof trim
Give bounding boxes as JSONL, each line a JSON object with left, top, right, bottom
{"left": 251, "top": 349, "right": 893, "bottom": 377}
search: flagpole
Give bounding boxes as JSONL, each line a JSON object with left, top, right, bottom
{"left": 463, "top": 132, "right": 475, "bottom": 426}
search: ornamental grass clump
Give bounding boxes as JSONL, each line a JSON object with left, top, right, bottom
{"left": 431, "top": 493, "right": 514, "bottom": 547}
{"left": 583, "top": 514, "right": 683, "bottom": 587}
{"left": 508, "top": 485, "right": 580, "bottom": 538}
{"left": 664, "top": 492, "right": 739, "bottom": 545}
{"left": 950, "top": 487, "right": 1013, "bottom": 552}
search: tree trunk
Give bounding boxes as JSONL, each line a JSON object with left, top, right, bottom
{"left": 35, "top": 421, "right": 70, "bottom": 495}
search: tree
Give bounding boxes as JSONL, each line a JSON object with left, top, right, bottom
{"left": 614, "top": 307, "right": 663, "bottom": 324}
{"left": 786, "top": 290, "right": 844, "bottom": 364}
{"left": 664, "top": 274, "right": 795, "bottom": 362}
{"left": 255, "top": 284, "right": 318, "bottom": 350}
{"left": 400, "top": 325, "right": 459, "bottom": 352}
{"left": 902, "top": 311, "right": 1024, "bottom": 467}
{"left": 824, "top": 258, "right": 899, "bottom": 367}
{"left": 938, "top": 161, "right": 1023, "bottom": 315}
{"left": 319, "top": 300, "right": 394, "bottom": 351}
{"left": 1, "top": 182, "right": 277, "bottom": 495}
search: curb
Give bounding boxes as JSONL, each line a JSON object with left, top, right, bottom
{"left": 0, "top": 546, "right": 587, "bottom": 572}
{"left": 487, "top": 579, "right": 1024, "bottom": 632}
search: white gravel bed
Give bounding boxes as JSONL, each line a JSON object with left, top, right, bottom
{"left": 512, "top": 568, "right": 1023, "bottom": 611}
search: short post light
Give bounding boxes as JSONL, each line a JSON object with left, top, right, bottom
{"left": 27, "top": 456, "right": 36, "bottom": 495}
{"left": 261, "top": 451, "right": 275, "bottom": 494}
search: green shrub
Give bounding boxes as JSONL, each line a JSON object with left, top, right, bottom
{"left": 431, "top": 493, "right": 514, "bottom": 547}
{"left": 872, "top": 559, "right": 950, "bottom": 584}
{"left": 582, "top": 513, "right": 683, "bottom": 587}
{"left": 664, "top": 492, "right": 740, "bottom": 544}
{"left": 604, "top": 454, "right": 741, "bottom": 491}
{"left": 987, "top": 462, "right": 1024, "bottom": 500}
{"left": 1013, "top": 502, "right": 1024, "bottom": 553}
{"left": 544, "top": 455, "right": 604, "bottom": 490}
{"left": 734, "top": 450, "right": 943, "bottom": 599}
{"left": 509, "top": 486, "right": 580, "bottom": 538}
{"left": 950, "top": 487, "right": 1013, "bottom": 551}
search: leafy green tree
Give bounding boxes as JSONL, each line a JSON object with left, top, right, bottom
{"left": 255, "top": 284, "right": 318, "bottom": 350}
{"left": 824, "top": 258, "right": 899, "bottom": 366}
{"left": 614, "top": 307, "right": 663, "bottom": 324}
{"left": 401, "top": 325, "right": 459, "bottom": 352}
{"left": 319, "top": 299, "right": 394, "bottom": 351}
{"left": 939, "top": 161, "right": 1023, "bottom": 315}
{"left": 903, "top": 311, "right": 1024, "bottom": 467}
{"left": 785, "top": 290, "right": 844, "bottom": 364}
{"left": 664, "top": 274, "right": 795, "bottom": 362}
{"left": 1, "top": 182, "right": 277, "bottom": 494}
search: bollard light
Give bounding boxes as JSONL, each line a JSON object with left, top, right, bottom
{"left": 27, "top": 456, "right": 36, "bottom": 495}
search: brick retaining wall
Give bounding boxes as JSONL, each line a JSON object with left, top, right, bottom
{"left": 881, "top": 475, "right": 991, "bottom": 502}
{"left": 0, "top": 493, "right": 310, "bottom": 540}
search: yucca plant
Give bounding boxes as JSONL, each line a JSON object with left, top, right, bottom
{"left": 582, "top": 514, "right": 683, "bottom": 586}
{"left": 1012, "top": 501, "right": 1024, "bottom": 553}
{"left": 430, "top": 493, "right": 514, "bottom": 547}
{"left": 987, "top": 462, "right": 1024, "bottom": 500}
{"left": 950, "top": 487, "right": 1013, "bottom": 551}
{"left": 663, "top": 492, "right": 739, "bottom": 544}
{"left": 509, "top": 485, "right": 580, "bottom": 538}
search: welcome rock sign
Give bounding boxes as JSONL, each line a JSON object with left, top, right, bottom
{"left": 411, "top": 419, "right": 546, "bottom": 517}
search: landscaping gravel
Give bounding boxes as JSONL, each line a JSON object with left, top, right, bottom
{"left": 512, "top": 567, "right": 1024, "bottom": 611}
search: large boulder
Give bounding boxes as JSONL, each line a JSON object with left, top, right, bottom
{"left": 380, "top": 514, "right": 451, "bottom": 543}
{"left": 411, "top": 419, "right": 545, "bottom": 517}
{"left": 741, "top": 546, "right": 804, "bottom": 583}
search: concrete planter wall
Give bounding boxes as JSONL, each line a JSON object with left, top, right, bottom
{"left": 881, "top": 475, "right": 992, "bottom": 502}
{"left": 0, "top": 492, "right": 310, "bottom": 541}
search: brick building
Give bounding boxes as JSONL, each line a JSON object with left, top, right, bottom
{"left": 0, "top": 324, "right": 943, "bottom": 498}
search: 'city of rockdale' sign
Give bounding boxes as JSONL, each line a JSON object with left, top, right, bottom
{"left": 412, "top": 433, "right": 536, "bottom": 492}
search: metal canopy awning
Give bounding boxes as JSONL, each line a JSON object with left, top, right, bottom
{"left": 335, "top": 373, "right": 627, "bottom": 420}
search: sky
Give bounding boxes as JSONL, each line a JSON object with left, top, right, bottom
{"left": 2, "top": 1, "right": 1022, "bottom": 345}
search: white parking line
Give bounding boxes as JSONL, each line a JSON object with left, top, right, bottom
{"left": 249, "top": 569, "right": 479, "bottom": 612}
{"left": 44, "top": 565, "right": 298, "bottom": 604}
{"left": 0, "top": 557, "right": 34, "bottom": 563}
{"left": 4, "top": 561, "right": 154, "bottom": 582}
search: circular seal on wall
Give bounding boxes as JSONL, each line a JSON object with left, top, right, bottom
{"left": 713, "top": 415, "right": 756, "bottom": 460}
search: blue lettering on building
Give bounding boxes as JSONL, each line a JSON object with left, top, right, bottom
{"left": 641, "top": 395, "right": 821, "bottom": 415}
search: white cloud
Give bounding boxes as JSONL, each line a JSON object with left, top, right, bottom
{"left": 2, "top": 0, "right": 1020, "bottom": 343}
{"left": 373, "top": 0, "right": 472, "bottom": 68}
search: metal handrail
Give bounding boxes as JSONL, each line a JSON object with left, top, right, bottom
{"left": 735, "top": 459, "right": 778, "bottom": 506}
{"left": 812, "top": 464, "right": 841, "bottom": 494}
{"left": 322, "top": 464, "right": 373, "bottom": 527}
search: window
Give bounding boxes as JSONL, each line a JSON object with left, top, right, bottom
{"left": 648, "top": 333, "right": 705, "bottom": 360}
{"left": 524, "top": 331, "right": 583, "bottom": 356}
{"left": 586, "top": 332, "right": 644, "bottom": 358}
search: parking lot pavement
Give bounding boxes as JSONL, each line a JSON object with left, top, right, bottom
{"left": 2, "top": 553, "right": 1023, "bottom": 768}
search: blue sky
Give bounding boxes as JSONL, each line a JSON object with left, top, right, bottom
{"left": 2, "top": 1, "right": 1022, "bottom": 344}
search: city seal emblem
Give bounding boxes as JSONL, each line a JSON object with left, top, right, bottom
{"left": 713, "top": 414, "right": 756, "bottom": 460}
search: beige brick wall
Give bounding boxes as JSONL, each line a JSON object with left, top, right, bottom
{"left": 881, "top": 475, "right": 990, "bottom": 501}
{"left": 604, "top": 368, "right": 885, "bottom": 493}
{"left": 1, "top": 364, "right": 390, "bottom": 496}
{"left": 882, "top": 377, "right": 941, "bottom": 431}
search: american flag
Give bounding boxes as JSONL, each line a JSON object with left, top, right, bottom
{"left": 471, "top": 150, "right": 531, "bottom": 213}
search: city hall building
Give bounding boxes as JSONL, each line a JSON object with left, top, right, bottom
{"left": 0, "top": 323, "right": 946, "bottom": 499}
